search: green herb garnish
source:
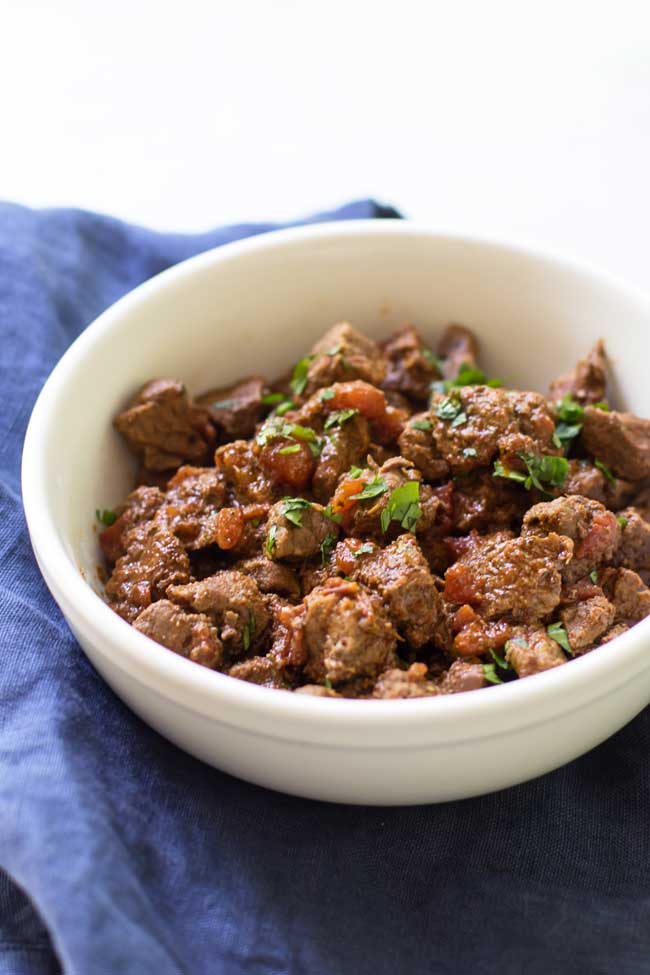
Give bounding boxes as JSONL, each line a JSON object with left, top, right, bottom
{"left": 489, "top": 647, "right": 510, "bottom": 669}
{"left": 265, "top": 524, "right": 278, "bottom": 558}
{"left": 261, "top": 392, "right": 286, "bottom": 405}
{"left": 278, "top": 444, "right": 301, "bottom": 455}
{"left": 436, "top": 390, "right": 463, "bottom": 421}
{"left": 242, "top": 609, "right": 256, "bottom": 652}
{"left": 451, "top": 363, "right": 502, "bottom": 388}
{"left": 320, "top": 532, "right": 337, "bottom": 565}
{"left": 590, "top": 569, "right": 598, "bottom": 583}
{"left": 348, "top": 465, "right": 364, "bottom": 479}
{"left": 256, "top": 418, "right": 318, "bottom": 448}
{"left": 324, "top": 677, "right": 333, "bottom": 689}
{"left": 319, "top": 388, "right": 335, "bottom": 401}
{"left": 422, "top": 348, "right": 443, "bottom": 370}
{"left": 282, "top": 497, "right": 312, "bottom": 527}
{"left": 354, "top": 476, "right": 388, "bottom": 502}
{"left": 290, "top": 355, "right": 315, "bottom": 396}
{"left": 323, "top": 504, "right": 344, "bottom": 524}
{"left": 463, "top": 447, "right": 477, "bottom": 458}
{"left": 380, "top": 481, "right": 422, "bottom": 533}
{"left": 95, "top": 509, "right": 117, "bottom": 527}
{"left": 482, "top": 663, "right": 503, "bottom": 685}
{"left": 504, "top": 636, "right": 529, "bottom": 657}
{"left": 595, "top": 459, "right": 616, "bottom": 484}
{"left": 353, "top": 543, "right": 375, "bottom": 558}
{"left": 593, "top": 400, "right": 610, "bottom": 411}
{"left": 547, "top": 621, "right": 571, "bottom": 654}
{"left": 493, "top": 452, "right": 569, "bottom": 494}
{"left": 617, "top": 515, "right": 628, "bottom": 529}
{"left": 410, "top": 418, "right": 433, "bottom": 431}
{"left": 324, "top": 408, "right": 359, "bottom": 430}
{"left": 555, "top": 394, "right": 584, "bottom": 424}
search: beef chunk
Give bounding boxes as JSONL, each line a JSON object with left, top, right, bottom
{"left": 341, "top": 457, "right": 446, "bottom": 540}
{"left": 613, "top": 507, "right": 650, "bottom": 572}
{"left": 523, "top": 495, "right": 619, "bottom": 582}
{"left": 437, "top": 324, "right": 479, "bottom": 380}
{"left": 630, "top": 485, "right": 650, "bottom": 523}
{"left": 429, "top": 386, "right": 558, "bottom": 475}
{"left": 133, "top": 599, "right": 223, "bottom": 668}
{"left": 444, "top": 531, "right": 572, "bottom": 622}
{"left": 215, "top": 439, "right": 278, "bottom": 505}
{"left": 350, "top": 534, "right": 445, "bottom": 647}
{"left": 302, "top": 578, "right": 397, "bottom": 685}
{"left": 381, "top": 325, "right": 440, "bottom": 402}
{"left": 312, "top": 413, "right": 370, "bottom": 502}
{"left": 304, "top": 322, "right": 386, "bottom": 394}
{"left": 99, "top": 485, "right": 165, "bottom": 564}
{"left": 548, "top": 340, "right": 607, "bottom": 406}
{"left": 452, "top": 471, "right": 527, "bottom": 533}
{"left": 372, "top": 663, "right": 440, "bottom": 699}
{"left": 438, "top": 659, "right": 486, "bottom": 693}
{"left": 599, "top": 623, "right": 630, "bottom": 644}
{"left": 505, "top": 627, "right": 567, "bottom": 677}
{"left": 398, "top": 415, "right": 450, "bottom": 482}
{"left": 600, "top": 567, "right": 650, "bottom": 623}
{"left": 154, "top": 466, "right": 226, "bottom": 549}
{"left": 228, "top": 656, "right": 286, "bottom": 688}
{"left": 168, "top": 570, "right": 270, "bottom": 656}
{"left": 266, "top": 500, "right": 338, "bottom": 561}
{"left": 198, "top": 375, "right": 264, "bottom": 440}
{"left": 581, "top": 407, "right": 650, "bottom": 480}
{"left": 564, "top": 460, "right": 607, "bottom": 504}
{"left": 560, "top": 595, "right": 615, "bottom": 653}
{"left": 234, "top": 556, "right": 301, "bottom": 600}
{"left": 114, "top": 379, "right": 215, "bottom": 472}
{"left": 106, "top": 524, "right": 191, "bottom": 622}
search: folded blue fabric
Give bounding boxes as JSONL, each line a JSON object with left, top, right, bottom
{"left": 2, "top": 198, "right": 649, "bottom": 975}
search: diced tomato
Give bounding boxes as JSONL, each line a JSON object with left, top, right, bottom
{"left": 215, "top": 507, "right": 245, "bottom": 549}
{"left": 330, "top": 476, "right": 366, "bottom": 522}
{"left": 574, "top": 510, "right": 619, "bottom": 560}
{"left": 258, "top": 440, "right": 315, "bottom": 490}
{"left": 452, "top": 603, "right": 479, "bottom": 633}
{"left": 444, "top": 563, "right": 479, "bottom": 605}
{"left": 326, "top": 381, "right": 387, "bottom": 420}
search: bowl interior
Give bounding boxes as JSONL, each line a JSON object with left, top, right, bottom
{"left": 28, "top": 223, "right": 650, "bottom": 619}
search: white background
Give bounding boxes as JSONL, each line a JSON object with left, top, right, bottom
{"left": 2, "top": 0, "right": 650, "bottom": 287}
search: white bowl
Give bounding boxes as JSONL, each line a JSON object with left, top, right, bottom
{"left": 22, "top": 221, "right": 650, "bottom": 805}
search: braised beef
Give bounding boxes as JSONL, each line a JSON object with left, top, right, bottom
{"left": 103, "top": 322, "right": 650, "bottom": 698}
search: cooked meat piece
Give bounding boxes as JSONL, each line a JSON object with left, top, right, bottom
{"left": 372, "top": 663, "right": 440, "bottom": 699}
{"left": 398, "top": 415, "right": 450, "bottom": 481}
{"left": 312, "top": 413, "right": 370, "bottom": 501}
{"left": 452, "top": 471, "right": 527, "bottom": 533}
{"left": 234, "top": 556, "right": 301, "bottom": 600}
{"left": 197, "top": 375, "right": 264, "bottom": 440}
{"left": 505, "top": 627, "right": 566, "bottom": 677}
{"left": 630, "top": 484, "right": 650, "bottom": 523}
{"left": 523, "top": 495, "right": 620, "bottom": 582}
{"left": 612, "top": 507, "right": 650, "bottom": 572}
{"left": 438, "top": 659, "right": 486, "bottom": 693}
{"left": 153, "top": 465, "right": 227, "bottom": 549}
{"left": 599, "top": 622, "right": 630, "bottom": 644}
{"left": 265, "top": 500, "right": 338, "bottom": 561}
{"left": 564, "top": 460, "right": 607, "bottom": 504}
{"left": 228, "top": 656, "right": 286, "bottom": 688}
{"left": 350, "top": 534, "right": 445, "bottom": 647}
{"left": 295, "top": 684, "right": 341, "bottom": 697}
{"left": 301, "top": 578, "right": 397, "bottom": 685}
{"left": 168, "top": 570, "right": 270, "bottom": 656}
{"left": 114, "top": 379, "right": 215, "bottom": 472}
{"left": 304, "top": 322, "right": 386, "bottom": 394}
{"left": 560, "top": 594, "right": 615, "bottom": 653}
{"left": 581, "top": 407, "right": 650, "bottom": 481}
{"left": 444, "top": 531, "right": 572, "bottom": 622}
{"left": 133, "top": 599, "right": 223, "bottom": 668}
{"left": 451, "top": 612, "right": 515, "bottom": 658}
{"left": 548, "top": 340, "right": 607, "bottom": 406}
{"left": 437, "top": 324, "right": 479, "bottom": 381}
{"left": 215, "top": 439, "right": 278, "bottom": 505}
{"left": 105, "top": 523, "right": 191, "bottom": 622}
{"left": 600, "top": 567, "right": 650, "bottom": 623}
{"left": 99, "top": 485, "right": 165, "bottom": 564}
{"left": 381, "top": 325, "right": 440, "bottom": 401}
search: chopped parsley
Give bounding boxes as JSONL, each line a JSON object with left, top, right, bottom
{"left": 324, "top": 677, "right": 333, "bottom": 689}
{"left": 353, "top": 542, "right": 375, "bottom": 558}
{"left": 265, "top": 524, "right": 278, "bottom": 558}
{"left": 324, "top": 408, "right": 359, "bottom": 430}
{"left": 617, "top": 515, "right": 628, "bottom": 529}
{"left": 261, "top": 392, "right": 286, "bottom": 405}
{"left": 450, "top": 412, "right": 467, "bottom": 428}
{"left": 274, "top": 400, "right": 295, "bottom": 417}
{"left": 319, "top": 388, "right": 335, "bottom": 401}
{"left": 547, "top": 621, "right": 572, "bottom": 654}
{"left": 256, "top": 418, "right": 319, "bottom": 450}
{"left": 590, "top": 569, "right": 598, "bottom": 583}
{"left": 348, "top": 465, "right": 364, "bottom": 479}
{"left": 482, "top": 663, "right": 503, "bottom": 685}
{"left": 451, "top": 363, "right": 502, "bottom": 388}
{"left": 436, "top": 390, "right": 463, "bottom": 421}
{"left": 410, "top": 418, "right": 433, "bottom": 431}
{"left": 504, "top": 636, "right": 529, "bottom": 656}
{"left": 278, "top": 444, "right": 301, "bottom": 455}
{"left": 323, "top": 504, "right": 343, "bottom": 524}
{"left": 354, "top": 476, "right": 388, "bottom": 501}
{"left": 242, "top": 609, "right": 256, "bottom": 652}
{"left": 490, "top": 647, "right": 510, "bottom": 669}
{"left": 320, "top": 532, "right": 338, "bottom": 565}
{"left": 95, "top": 508, "right": 117, "bottom": 526}
{"left": 422, "top": 348, "right": 443, "bottom": 371}
{"left": 595, "top": 459, "right": 616, "bottom": 484}
{"left": 594, "top": 400, "right": 610, "bottom": 411}
{"left": 555, "top": 394, "right": 585, "bottom": 424}
{"left": 380, "top": 481, "right": 422, "bottom": 533}
{"left": 493, "top": 452, "right": 569, "bottom": 494}
{"left": 290, "top": 355, "right": 315, "bottom": 396}
{"left": 554, "top": 422, "right": 583, "bottom": 448}
{"left": 282, "top": 497, "right": 312, "bottom": 527}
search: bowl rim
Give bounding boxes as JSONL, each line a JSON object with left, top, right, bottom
{"left": 21, "top": 218, "right": 650, "bottom": 740}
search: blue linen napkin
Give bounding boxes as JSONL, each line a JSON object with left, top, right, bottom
{"left": 2, "top": 198, "right": 649, "bottom": 975}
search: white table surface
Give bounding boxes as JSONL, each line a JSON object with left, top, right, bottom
{"left": 3, "top": 0, "right": 649, "bottom": 289}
